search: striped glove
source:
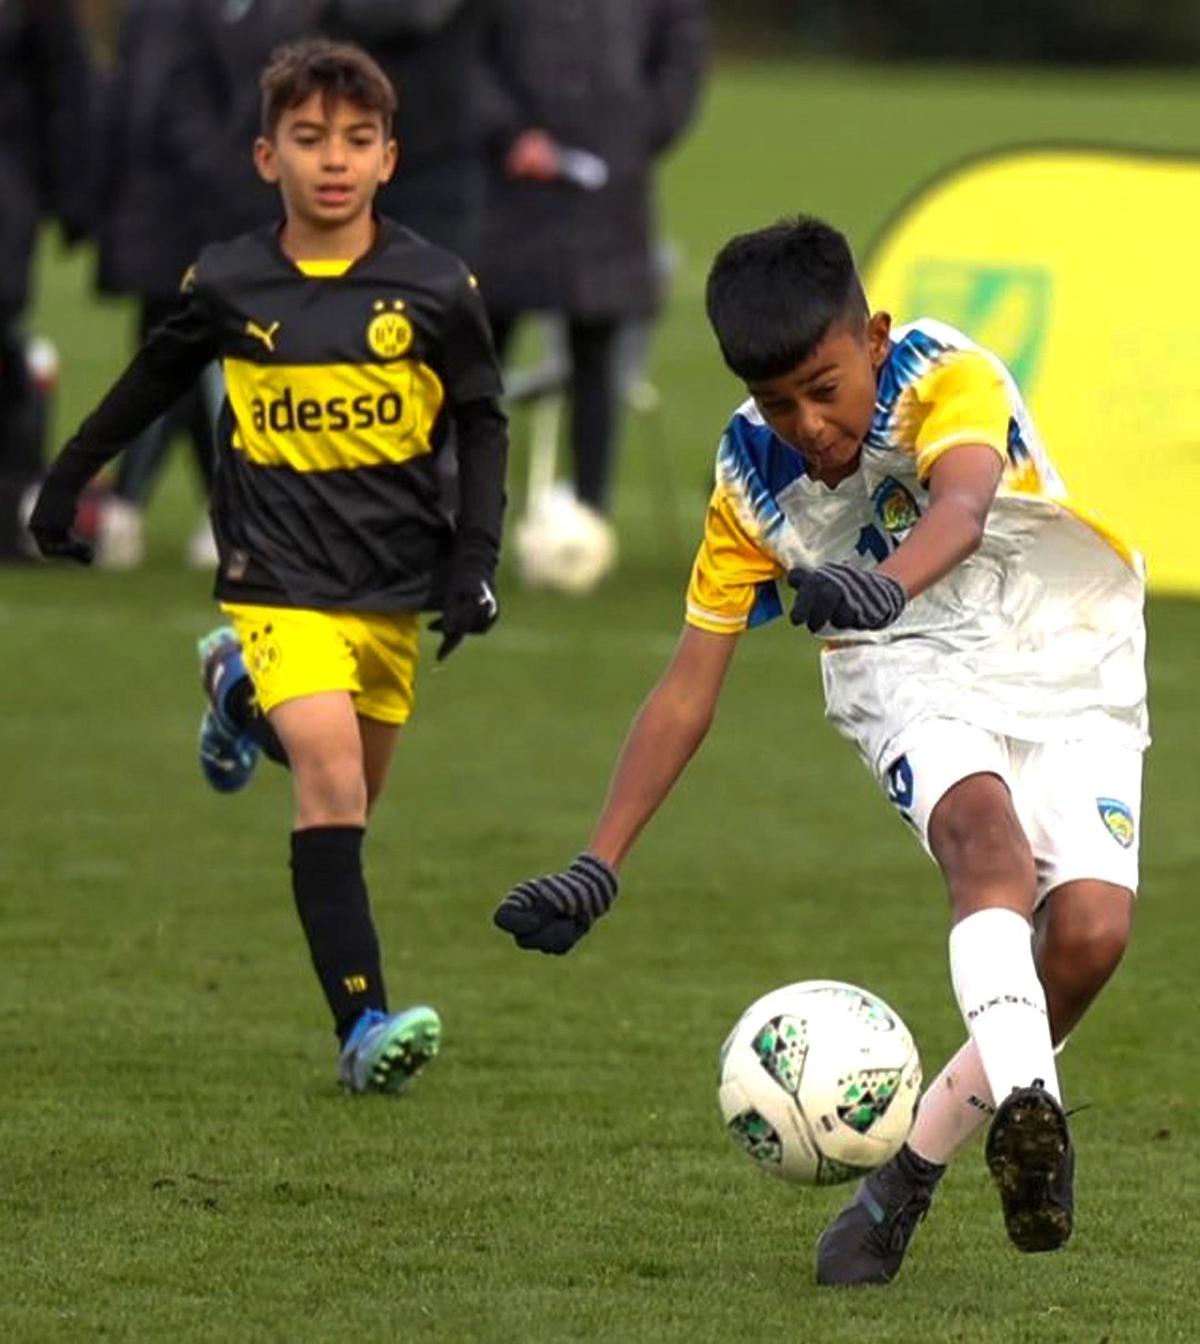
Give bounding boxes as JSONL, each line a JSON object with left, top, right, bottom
{"left": 493, "top": 853, "right": 618, "bottom": 955}
{"left": 787, "top": 563, "right": 907, "bottom": 633}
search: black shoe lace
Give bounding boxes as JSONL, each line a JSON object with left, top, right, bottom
{"left": 864, "top": 1184, "right": 933, "bottom": 1256}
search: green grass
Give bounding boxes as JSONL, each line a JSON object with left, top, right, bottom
{"left": 2, "top": 60, "right": 1199, "bottom": 1342}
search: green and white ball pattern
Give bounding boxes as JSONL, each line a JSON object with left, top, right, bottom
{"left": 718, "top": 980, "right": 922, "bottom": 1186}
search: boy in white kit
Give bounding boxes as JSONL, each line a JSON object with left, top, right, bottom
{"left": 491, "top": 216, "right": 1148, "bottom": 1284}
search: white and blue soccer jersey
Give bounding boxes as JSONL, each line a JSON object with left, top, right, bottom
{"left": 686, "top": 318, "right": 1149, "bottom": 773}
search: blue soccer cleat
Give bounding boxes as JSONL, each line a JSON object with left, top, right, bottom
{"left": 338, "top": 1005, "right": 442, "bottom": 1095}
{"left": 197, "top": 625, "right": 259, "bottom": 793}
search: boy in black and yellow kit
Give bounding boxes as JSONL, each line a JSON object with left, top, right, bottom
{"left": 30, "top": 39, "right": 507, "bottom": 1095}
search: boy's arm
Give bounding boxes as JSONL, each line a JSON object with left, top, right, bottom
{"left": 791, "top": 349, "right": 1012, "bottom": 631}
{"left": 588, "top": 625, "right": 738, "bottom": 867}
{"left": 428, "top": 394, "right": 507, "bottom": 660}
{"left": 494, "top": 625, "right": 739, "bottom": 954}
{"left": 452, "top": 396, "right": 507, "bottom": 571}
{"left": 29, "top": 292, "right": 220, "bottom": 563}
{"left": 430, "top": 271, "right": 508, "bottom": 658}
{"left": 876, "top": 442, "right": 1003, "bottom": 596}
{"left": 787, "top": 443, "right": 1003, "bottom": 631}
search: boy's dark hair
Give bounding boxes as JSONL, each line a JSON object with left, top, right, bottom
{"left": 705, "top": 216, "right": 869, "bottom": 381}
{"left": 260, "top": 38, "right": 397, "bottom": 139}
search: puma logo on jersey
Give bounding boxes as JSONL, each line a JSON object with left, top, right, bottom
{"left": 245, "top": 319, "right": 281, "bottom": 352}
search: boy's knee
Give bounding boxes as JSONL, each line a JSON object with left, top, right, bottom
{"left": 293, "top": 754, "right": 368, "bottom": 824}
{"left": 1042, "top": 890, "right": 1132, "bottom": 989}
{"left": 929, "top": 775, "right": 1035, "bottom": 891}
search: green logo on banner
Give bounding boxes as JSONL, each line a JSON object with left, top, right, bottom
{"left": 905, "top": 261, "right": 1053, "bottom": 391}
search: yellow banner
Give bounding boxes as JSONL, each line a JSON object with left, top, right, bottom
{"left": 864, "top": 148, "right": 1198, "bottom": 593}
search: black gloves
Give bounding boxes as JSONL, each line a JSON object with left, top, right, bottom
{"left": 27, "top": 478, "right": 93, "bottom": 565}
{"left": 494, "top": 853, "right": 618, "bottom": 954}
{"left": 787, "top": 562, "right": 906, "bottom": 633}
{"left": 429, "top": 556, "right": 498, "bottom": 661}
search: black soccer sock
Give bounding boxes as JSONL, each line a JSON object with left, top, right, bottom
{"left": 226, "top": 678, "right": 288, "bottom": 766}
{"left": 290, "top": 826, "right": 388, "bottom": 1042}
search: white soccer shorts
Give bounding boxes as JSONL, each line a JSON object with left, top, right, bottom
{"left": 877, "top": 718, "right": 1143, "bottom": 903}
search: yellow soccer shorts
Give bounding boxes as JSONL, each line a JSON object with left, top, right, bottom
{"left": 220, "top": 603, "right": 420, "bottom": 724}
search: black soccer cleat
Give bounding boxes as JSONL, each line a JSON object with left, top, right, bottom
{"left": 985, "top": 1079, "right": 1074, "bottom": 1253}
{"left": 815, "top": 1145, "right": 945, "bottom": 1286}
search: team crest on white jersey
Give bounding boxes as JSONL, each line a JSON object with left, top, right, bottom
{"left": 1096, "top": 797, "right": 1135, "bottom": 849}
{"left": 872, "top": 477, "right": 920, "bottom": 538}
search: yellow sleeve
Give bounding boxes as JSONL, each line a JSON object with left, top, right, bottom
{"left": 903, "top": 350, "right": 1011, "bottom": 480}
{"left": 685, "top": 484, "right": 785, "bottom": 634}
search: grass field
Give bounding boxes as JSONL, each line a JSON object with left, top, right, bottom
{"left": 3, "top": 61, "right": 1199, "bottom": 1343}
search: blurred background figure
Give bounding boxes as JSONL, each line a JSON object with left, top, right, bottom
{"left": 0, "top": 0, "right": 93, "bottom": 560}
{"left": 475, "top": 0, "right": 709, "bottom": 592}
{"left": 93, "top": 0, "right": 217, "bottom": 569}
{"left": 91, "top": 0, "right": 502, "bottom": 569}
{"left": 317, "top": 0, "right": 494, "bottom": 263}
{"left": 93, "top": 0, "right": 312, "bottom": 569}
{"left": 166, "top": 0, "right": 313, "bottom": 247}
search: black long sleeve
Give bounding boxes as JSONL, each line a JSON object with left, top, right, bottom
{"left": 34, "top": 296, "right": 218, "bottom": 523}
{"left": 451, "top": 395, "right": 508, "bottom": 569}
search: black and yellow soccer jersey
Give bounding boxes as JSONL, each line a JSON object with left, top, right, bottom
{"left": 44, "top": 217, "right": 506, "bottom": 611}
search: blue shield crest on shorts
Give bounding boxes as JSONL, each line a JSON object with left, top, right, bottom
{"left": 1096, "top": 797, "right": 1135, "bottom": 849}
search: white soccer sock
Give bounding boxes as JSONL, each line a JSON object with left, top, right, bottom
{"left": 949, "top": 907, "right": 1060, "bottom": 1104}
{"left": 907, "top": 1039, "right": 994, "bottom": 1165}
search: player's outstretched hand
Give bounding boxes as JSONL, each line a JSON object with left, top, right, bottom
{"left": 27, "top": 482, "right": 93, "bottom": 565}
{"left": 429, "top": 567, "right": 498, "bottom": 661}
{"left": 494, "top": 853, "right": 618, "bottom": 954}
{"left": 787, "top": 562, "right": 905, "bottom": 633}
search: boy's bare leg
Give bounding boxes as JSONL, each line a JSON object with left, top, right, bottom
{"left": 818, "top": 877, "right": 1132, "bottom": 1283}
{"left": 1037, "top": 880, "right": 1133, "bottom": 1041}
{"left": 928, "top": 774, "right": 1074, "bottom": 1253}
{"left": 357, "top": 715, "right": 402, "bottom": 817}
{"left": 927, "top": 773, "right": 1059, "bottom": 1103}
{"left": 271, "top": 691, "right": 368, "bottom": 829}
{"left": 267, "top": 693, "right": 439, "bottom": 1091}
{"left": 908, "top": 878, "right": 1134, "bottom": 1161}
{"left": 818, "top": 775, "right": 1083, "bottom": 1283}
{"left": 268, "top": 691, "right": 378, "bottom": 1033}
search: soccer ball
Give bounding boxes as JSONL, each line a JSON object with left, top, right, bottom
{"left": 515, "top": 483, "right": 617, "bottom": 594}
{"left": 717, "top": 980, "right": 921, "bottom": 1186}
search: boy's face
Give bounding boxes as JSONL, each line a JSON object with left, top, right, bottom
{"left": 254, "top": 93, "right": 397, "bottom": 231}
{"left": 747, "top": 312, "right": 892, "bottom": 483}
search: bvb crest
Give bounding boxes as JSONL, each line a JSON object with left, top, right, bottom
{"left": 367, "top": 300, "right": 413, "bottom": 359}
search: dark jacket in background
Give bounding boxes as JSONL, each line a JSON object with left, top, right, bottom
{"left": 0, "top": 0, "right": 94, "bottom": 316}
{"left": 164, "top": 0, "right": 312, "bottom": 246}
{"left": 317, "top": 0, "right": 494, "bottom": 263}
{"left": 95, "top": 0, "right": 196, "bottom": 299}
{"left": 104, "top": 0, "right": 497, "bottom": 270}
{"left": 476, "top": 0, "right": 708, "bottom": 321}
